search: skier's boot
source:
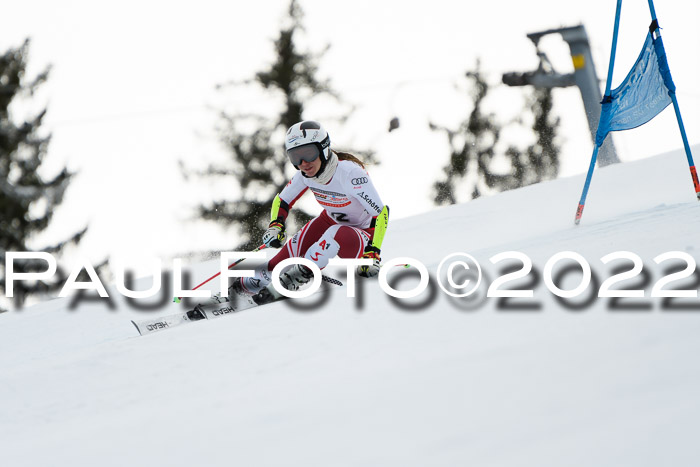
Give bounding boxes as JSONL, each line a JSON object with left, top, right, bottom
{"left": 228, "top": 278, "right": 249, "bottom": 300}
{"left": 278, "top": 264, "right": 314, "bottom": 292}
{"left": 260, "top": 264, "right": 315, "bottom": 303}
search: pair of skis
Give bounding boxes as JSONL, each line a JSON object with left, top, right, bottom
{"left": 131, "top": 274, "right": 343, "bottom": 336}
{"left": 131, "top": 293, "right": 254, "bottom": 336}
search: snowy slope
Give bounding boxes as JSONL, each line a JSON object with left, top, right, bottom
{"left": 2, "top": 147, "right": 700, "bottom": 467}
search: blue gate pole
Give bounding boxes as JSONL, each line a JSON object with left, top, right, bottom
{"left": 575, "top": 0, "right": 623, "bottom": 224}
{"left": 648, "top": 0, "right": 700, "bottom": 199}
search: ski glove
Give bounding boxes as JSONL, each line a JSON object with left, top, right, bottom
{"left": 262, "top": 219, "right": 286, "bottom": 248}
{"left": 357, "top": 245, "right": 381, "bottom": 278}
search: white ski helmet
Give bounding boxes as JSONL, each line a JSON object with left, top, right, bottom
{"left": 284, "top": 121, "right": 331, "bottom": 171}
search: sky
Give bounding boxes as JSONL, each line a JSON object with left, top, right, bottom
{"left": 2, "top": 0, "right": 699, "bottom": 273}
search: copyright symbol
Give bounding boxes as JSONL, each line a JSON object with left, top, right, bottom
{"left": 437, "top": 253, "right": 483, "bottom": 298}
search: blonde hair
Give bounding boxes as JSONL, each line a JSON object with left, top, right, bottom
{"left": 332, "top": 150, "right": 366, "bottom": 169}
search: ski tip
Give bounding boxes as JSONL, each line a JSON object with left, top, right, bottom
{"left": 131, "top": 320, "right": 143, "bottom": 336}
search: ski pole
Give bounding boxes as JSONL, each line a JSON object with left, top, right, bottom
{"left": 174, "top": 244, "right": 267, "bottom": 303}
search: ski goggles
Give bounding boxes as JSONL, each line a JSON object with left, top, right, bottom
{"left": 286, "top": 144, "right": 322, "bottom": 167}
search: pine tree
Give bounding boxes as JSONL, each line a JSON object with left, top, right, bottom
{"left": 431, "top": 61, "right": 560, "bottom": 205}
{"left": 431, "top": 61, "right": 506, "bottom": 205}
{"left": 195, "top": 0, "right": 368, "bottom": 251}
{"left": 505, "top": 87, "right": 560, "bottom": 187}
{"left": 0, "top": 39, "right": 85, "bottom": 308}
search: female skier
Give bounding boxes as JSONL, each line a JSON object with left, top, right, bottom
{"left": 230, "top": 120, "right": 389, "bottom": 303}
